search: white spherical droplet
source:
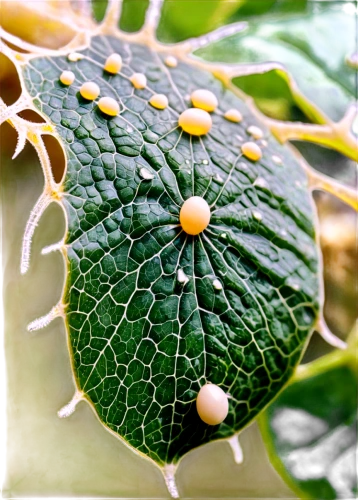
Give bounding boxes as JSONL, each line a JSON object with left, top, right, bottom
{"left": 98, "top": 96, "right": 119, "bottom": 116}
{"left": 165, "top": 55, "right": 178, "bottom": 68}
{"left": 149, "top": 93, "right": 168, "bottom": 110}
{"left": 68, "top": 52, "right": 83, "bottom": 62}
{"left": 104, "top": 53, "right": 122, "bottom": 74}
{"left": 130, "top": 73, "right": 147, "bottom": 89}
{"left": 224, "top": 109, "right": 242, "bottom": 123}
{"left": 345, "top": 52, "right": 358, "bottom": 69}
{"left": 191, "top": 89, "right": 218, "bottom": 112}
{"left": 60, "top": 70, "right": 75, "bottom": 86}
{"left": 272, "top": 155, "right": 283, "bottom": 165}
{"left": 80, "top": 81, "right": 100, "bottom": 100}
{"left": 196, "top": 383, "right": 229, "bottom": 425}
{"left": 180, "top": 196, "right": 211, "bottom": 235}
{"left": 139, "top": 167, "right": 154, "bottom": 180}
{"left": 213, "top": 279, "right": 223, "bottom": 290}
{"left": 253, "top": 210, "right": 262, "bottom": 222}
{"left": 247, "top": 125, "right": 263, "bottom": 140}
{"left": 241, "top": 142, "right": 262, "bottom": 162}
{"left": 178, "top": 108, "right": 212, "bottom": 136}
{"left": 177, "top": 269, "right": 189, "bottom": 285}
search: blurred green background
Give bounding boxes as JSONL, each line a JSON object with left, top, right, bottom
{"left": 1, "top": 0, "right": 357, "bottom": 497}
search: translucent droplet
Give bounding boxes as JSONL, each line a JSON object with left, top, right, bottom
{"left": 177, "top": 269, "right": 189, "bottom": 285}
{"left": 68, "top": 52, "right": 83, "bottom": 62}
{"left": 165, "top": 56, "right": 178, "bottom": 68}
{"left": 139, "top": 167, "right": 154, "bottom": 180}
{"left": 191, "top": 89, "right": 218, "bottom": 112}
{"left": 130, "top": 73, "right": 147, "bottom": 89}
{"left": 241, "top": 142, "right": 262, "bottom": 162}
{"left": 80, "top": 81, "right": 100, "bottom": 100}
{"left": 178, "top": 108, "right": 212, "bottom": 136}
{"left": 98, "top": 96, "right": 119, "bottom": 116}
{"left": 214, "top": 173, "right": 224, "bottom": 184}
{"left": 104, "top": 53, "right": 122, "bottom": 74}
{"left": 224, "top": 109, "right": 242, "bottom": 123}
{"left": 149, "top": 93, "right": 168, "bottom": 110}
{"left": 247, "top": 125, "right": 263, "bottom": 140}
{"left": 60, "top": 70, "right": 75, "bottom": 86}
{"left": 345, "top": 52, "right": 358, "bottom": 69}
{"left": 253, "top": 177, "right": 268, "bottom": 189}
{"left": 272, "top": 155, "right": 282, "bottom": 165}
{"left": 213, "top": 279, "right": 223, "bottom": 290}
{"left": 253, "top": 210, "right": 262, "bottom": 222}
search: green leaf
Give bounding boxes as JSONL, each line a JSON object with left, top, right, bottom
{"left": 22, "top": 35, "right": 319, "bottom": 465}
{"left": 260, "top": 354, "right": 357, "bottom": 499}
{"left": 196, "top": 7, "right": 357, "bottom": 122}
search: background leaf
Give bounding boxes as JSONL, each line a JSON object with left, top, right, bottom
{"left": 196, "top": 5, "right": 357, "bottom": 122}
{"left": 260, "top": 349, "right": 358, "bottom": 499}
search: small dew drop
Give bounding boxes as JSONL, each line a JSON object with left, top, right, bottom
{"left": 253, "top": 177, "right": 268, "bottom": 189}
{"left": 185, "top": 159, "right": 190, "bottom": 165}
{"left": 80, "top": 81, "right": 100, "bottom": 100}
{"left": 127, "top": 126, "right": 133, "bottom": 133}
{"left": 220, "top": 232, "right": 227, "bottom": 239}
{"left": 241, "top": 142, "right": 262, "bottom": 162}
{"left": 177, "top": 269, "right": 189, "bottom": 285}
{"left": 345, "top": 52, "right": 358, "bottom": 69}
{"left": 60, "top": 70, "right": 75, "bottom": 86}
{"left": 238, "top": 161, "right": 248, "bottom": 170}
{"left": 165, "top": 55, "right": 178, "bottom": 68}
{"left": 98, "top": 96, "right": 119, "bottom": 116}
{"left": 149, "top": 93, "right": 169, "bottom": 110}
{"left": 202, "top": 159, "right": 209, "bottom": 165}
{"left": 191, "top": 89, "right": 218, "bottom": 112}
{"left": 104, "top": 53, "right": 122, "bottom": 74}
{"left": 130, "top": 73, "right": 147, "bottom": 89}
{"left": 253, "top": 210, "right": 262, "bottom": 222}
{"left": 214, "top": 173, "right": 224, "bottom": 184}
{"left": 224, "top": 109, "right": 242, "bottom": 123}
{"left": 178, "top": 108, "right": 212, "bottom": 136}
{"left": 247, "top": 125, "right": 263, "bottom": 140}
{"left": 213, "top": 279, "right": 223, "bottom": 290}
{"left": 261, "top": 139, "right": 268, "bottom": 147}
{"left": 139, "top": 167, "right": 154, "bottom": 180}
{"left": 272, "top": 155, "right": 282, "bottom": 165}
{"left": 68, "top": 52, "right": 83, "bottom": 62}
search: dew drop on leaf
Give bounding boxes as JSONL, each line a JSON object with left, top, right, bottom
{"left": 130, "top": 72, "right": 147, "bottom": 89}
{"left": 104, "top": 53, "right": 122, "bottom": 74}
{"left": 180, "top": 196, "right": 211, "bottom": 235}
{"left": 224, "top": 108, "right": 242, "bottom": 123}
{"left": 98, "top": 96, "right": 119, "bottom": 116}
{"left": 60, "top": 70, "right": 75, "bottom": 85}
{"left": 191, "top": 89, "right": 218, "bottom": 112}
{"left": 196, "top": 384, "right": 229, "bottom": 425}
{"left": 241, "top": 141, "right": 262, "bottom": 161}
{"left": 80, "top": 81, "right": 100, "bottom": 100}
{"left": 178, "top": 108, "right": 212, "bottom": 135}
